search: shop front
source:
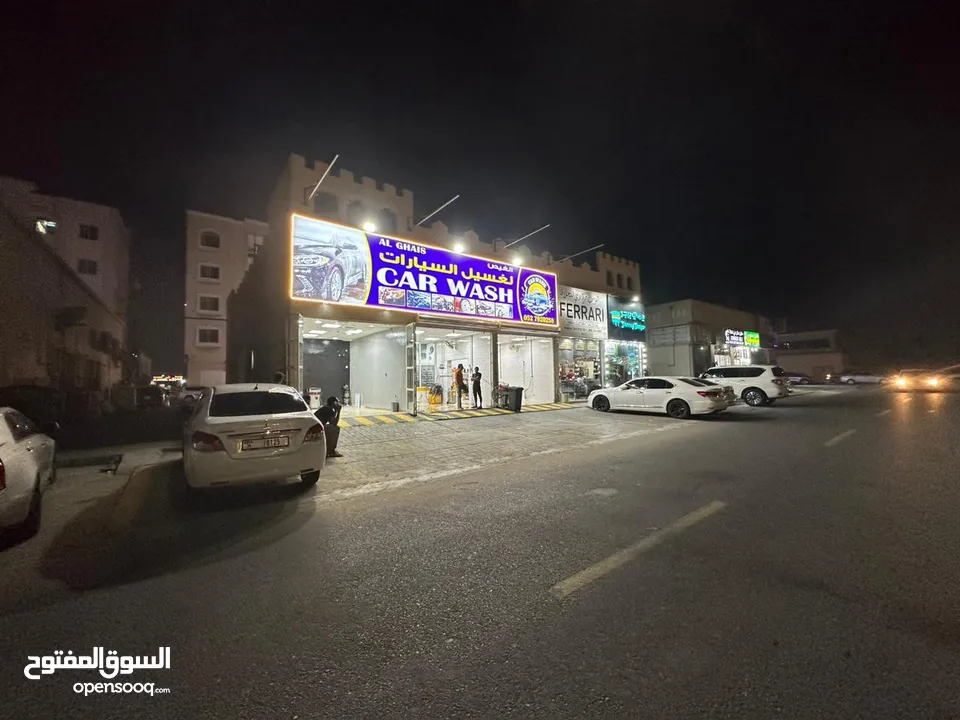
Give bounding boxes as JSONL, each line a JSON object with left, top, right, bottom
{"left": 556, "top": 285, "right": 607, "bottom": 401}
{"left": 604, "top": 296, "right": 647, "bottom": 386}
{"left": 711, "top": 328, "right": 771, "bottom": 367}
{"left": 289, "top": 213, "right": 559, "bottom": 414}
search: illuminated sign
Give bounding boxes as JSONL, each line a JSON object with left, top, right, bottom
{"left": 607, "top": 296, "right": 646, "bottom": 341}
{"left": 724, "top": 329, "right": 760, "bottom": 347}
{"left": 290, "top": 214, "right": 558, "bottom": 327}
{"left": 558, "top": 286, "right": 607, "bottom": 339}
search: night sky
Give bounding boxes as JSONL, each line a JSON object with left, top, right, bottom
{"left": 3, "top": 2, "right": 958, "bottom": 371}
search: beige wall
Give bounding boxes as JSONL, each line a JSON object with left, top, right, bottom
{"left": 184, "top": 210, "right": 269, "bottom": 385}
{"left": 0, "top": 177, "right": 130, "bottom": 321}
{"left": 0, "top": 202, "right": 125, "bottom": 393}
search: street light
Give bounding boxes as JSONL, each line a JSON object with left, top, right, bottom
{"left": 362, "top": 221, "right": 377, "bottom": 232}
{"left": 632, "top": 295, "right": 640, "bottom": 303}
{"left": 512, "top": 255, "right": 523, "bottom": 266}
{"left": 452, "top": 239, "right": 465, "bottom": 253}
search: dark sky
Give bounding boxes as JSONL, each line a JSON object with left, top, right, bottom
{"left": 2, "top": 2, "right": 958, "bottom": 371}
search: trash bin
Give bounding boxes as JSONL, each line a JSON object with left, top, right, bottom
{"left": 506, "top": 386, "right": 524, "bottom": 412}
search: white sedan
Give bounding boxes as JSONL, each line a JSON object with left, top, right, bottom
{"left": 183, "top": 384, "right": 326, "bottom": 490}
{"left": 588, "top": 377, "right": 733, "bottom": 419}
{"left": 0, "top": 408, "right": 57, "bottom": 534}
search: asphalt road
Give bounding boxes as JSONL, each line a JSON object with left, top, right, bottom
{"left": 2, "top": 386, "right": 960, "bottom": 718}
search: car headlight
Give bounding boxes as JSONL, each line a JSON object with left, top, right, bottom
{"left": 927, "top": 377, "right": 940, "bottom": 386}
{"left": 895, "top": 377, "right": 907, "bottom": 387}
{"left": 294, "top": 255, "right": 331, "bottom": 268}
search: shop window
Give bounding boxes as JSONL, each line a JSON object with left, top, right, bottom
{"left": 79, "top": 224, "right": 99, "bottom": 240}
{"left": 616, "top": 273, "right": 624, "bottom": 289}
{"left": 199, "top": 231, "right": 221, "bottom": 249}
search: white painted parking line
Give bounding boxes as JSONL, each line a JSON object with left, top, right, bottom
{"left": 824, "top": 429, "right": 857, "bottom": 447}
{"left": 876, "top": 409, "right": 892, "bottom": 417}
{"left": 549, "top": 500, "right": 727, "bottom": 599}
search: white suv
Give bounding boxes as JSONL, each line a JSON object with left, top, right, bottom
{"left": 700, "top": 365, "right": 791, "bottom": 407}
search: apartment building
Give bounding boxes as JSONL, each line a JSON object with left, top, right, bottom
{"left": 0, "top": 176, "right": 130, "bottom": 321}
{"left": 183, "top": 210, "right": 269, "bottom": 385}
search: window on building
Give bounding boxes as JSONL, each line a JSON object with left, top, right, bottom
{"left": 626, "top": 277, "right": 634, "bottom": 291}
{"left": 79, "top": 224, "right": 99, "bottom": 240}
{"left": 606, "top": 271, "right": 613, "bottom": 286}
{"left": 198, "top": 295, "right": 221, "bottom": 313}
{"left": 616, "top": 273, "right": 624, "bottom": 289}
{"left": 197, "top": 328, "right": 220, "bottom": 345}
{"left": 346, "top": 200, "right": 367, "bottom": 228}
{"left": 198, "top": 263, "right": 220, "bottom": 281}
{"left": 77, "top": 258, "right": 98, "bottom": 275}
{"left": 313, "top": 192, "right": 339, "bottom": 219}
{"left": 199, "top": 231, "right": 221, "bottom": 249}
{"left": 35, "top": 219, "right": 57, "bottom": 234}
{"left": 378, "top": 208, "right": 398, "bottom": 234}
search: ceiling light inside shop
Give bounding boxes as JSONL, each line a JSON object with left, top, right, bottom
{"left": 415, "top": 330, "right": 425, "bottom": 334}
{"left": 445, "top": 332, "right": 462, "bottom": 337}
{"left": 322, "top": 323, "right": 342, "bottom": 329}
{"left": 423, "top": 337, "right": 440, "bottom": 342}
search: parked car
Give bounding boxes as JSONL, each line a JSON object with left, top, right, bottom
{"left": 892, "top": 369, "right": 944, "bottom": 392}
{"left": 182, "top": 383, "right": 326, "bottom": 490}
{"left": 693, "top": 378, "right": 738, "bottom": 405}
{"left": 0, "top": 408, "right": 57, "bottom": 535}
{"left": 700, "top": 365, "right": 792, "bottom": 407}
{"left": 785, "top": 371, "right": 813, "bottom": 385}
{"left": 0, "top": 385, "right": 67, "bottom": 441}
{"left": 837, "top": 370, "right": 887, "bottom": 385}
{"left": 588, "top": 376, "right": 733, "bottom": 419}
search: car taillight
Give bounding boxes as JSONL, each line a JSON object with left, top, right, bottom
{"left": 191, "top": 431, "right": 225, "bottom": 452}
{"left": 697, "top": 391, "right": 718, "bottom": 398}
{"left": 304, "top": 423, "right": 325, "bottom": 442}
{"left": 0, "top": 458, "right": 5, "bottom": 491}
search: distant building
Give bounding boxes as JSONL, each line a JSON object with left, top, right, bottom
{"left": 183, "top": 210, "right": 269, "bottom": 386}
{"left": 0, "top": 200, "right": 126, "bottom": 395}
{"left": 773, "top": 329, "right": 848, "bottom": 381}
{"left": 0, "top": 177, "right": 130, "bottom": 321}
{"left": 645, "top": 300, "right": 774, "bottom": 377}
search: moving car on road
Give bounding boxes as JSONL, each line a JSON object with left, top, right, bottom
{"left": 589, "top": 376, "right": 732, "bottom": 419}
{"left": 183, "top": 384, "right": 326, "bottom": 490}
{"left": 838, "top": 370, "right": 887, "bottom": 385}
{"left": 785, "top": 371, "right": 813, "bottom": 385}
{"left": 700, "top": 365, "right": 791, "bottom": 407}
{"left": 0, "top": 408, "right": 57, "bottom": 535}
{"left": 892, "top": 369, "right": 944, "bottom": 392}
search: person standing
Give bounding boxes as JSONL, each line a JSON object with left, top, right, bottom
{"left": 471, "top": 366, "right": 483, "bottom": 409}
{"left": 314, "top": 396, "right": 343, "bottom": 458}
{"left": 454, "top": 363, "right": 467, "bottom": 410}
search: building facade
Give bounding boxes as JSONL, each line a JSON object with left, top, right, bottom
{"left": 183, "top": 210, "right": 269, "bottom": 386}
{"left": 645, "top": 299, "right": 774, "bottom": 377}
{"left": 773, "top": 329, "right": 848, "bottom": 381}
{"left": 226, "top": 153, "right": 644, "bottom": 412}
{"left": 0, "top": 177, "right": 130, "bottom": 321}
{"left": 0, "top": 201, "right": 126, "bottom": 395}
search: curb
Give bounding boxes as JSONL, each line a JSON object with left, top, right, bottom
{"left": 111, "top": 460, "right": 180, "bottom": 529}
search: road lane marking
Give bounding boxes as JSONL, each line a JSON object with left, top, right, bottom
{"left": 824, "top": 429, "right": 857, "bottom": 447}
{"left": 876, "top": 409, "right": 891, "bottom": 417}
{"left": 549, "top": 500, "right": 727, "bottom": 599}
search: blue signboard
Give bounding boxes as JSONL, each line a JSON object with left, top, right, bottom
{"left": 290, "top": 213, "right": 558, "bottom": 327}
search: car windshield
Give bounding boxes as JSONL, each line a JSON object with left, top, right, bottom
{"left": 208, "top": 390, "right": 308, "bottom": 417}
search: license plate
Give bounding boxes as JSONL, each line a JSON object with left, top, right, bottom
{"left": 241, "top": 436, "right": 289, "bottom": 451}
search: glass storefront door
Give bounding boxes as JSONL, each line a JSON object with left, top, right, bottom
{"left": 558, "top": 337, "right": 602, "bottom": 400}
{"left": 604, "top": 341, "right": 646, "bottom": 386}
{"left": 498, "top": 334, "right": 556, "bottom": 406}
{"left": 416, "top": 328, "right": 493, "bottom": 411}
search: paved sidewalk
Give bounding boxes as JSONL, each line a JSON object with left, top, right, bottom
{"left": 338, "top": 402, "right": 574, "bottom": 427}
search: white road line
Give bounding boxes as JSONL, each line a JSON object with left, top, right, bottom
{"left": 549, "top": 500, "right": 727, "bottom": 599}
{"left": 876, "top": 409, "right": 892, "bottom": 417}
{"left": 824, "top": 429, "right": 857, "bottom": 447}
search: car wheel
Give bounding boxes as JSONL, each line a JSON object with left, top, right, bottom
{"left": 300, "top": 470, "right": 321, "bottom": 488}
{"left": 743, "top": 388, "right": 768, "bottom": 407}
{"left": 845, "top": 379, "right": 856, "bottom": 385}
{"left": 592, "top": 395, "right": 610, "bottom": 412}
{"left": 666, "top": 399, "right": 691, "bottom": 419}
{"left": 326, "top": 267, "right": 345, "bottom": 302}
